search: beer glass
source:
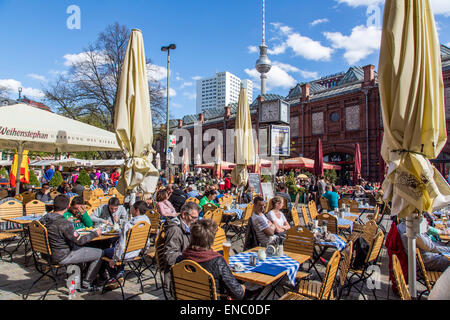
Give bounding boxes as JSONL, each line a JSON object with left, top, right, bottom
{"left": 222, "top": 241, "right": 232, "bottom": 264}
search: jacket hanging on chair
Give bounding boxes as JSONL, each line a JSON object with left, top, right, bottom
{"left": 385, "top": 221, "right": 408, "bottom": 295}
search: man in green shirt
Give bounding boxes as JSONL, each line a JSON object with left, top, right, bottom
{"left": 199, "top": 189, "right": 219, "bottom": 217}
{"left": 63, "top": 196, "right": 93, "bottom": 230}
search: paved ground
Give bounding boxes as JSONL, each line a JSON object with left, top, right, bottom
{"left": 0, "top": 210, "right": 420, "bottom": 301}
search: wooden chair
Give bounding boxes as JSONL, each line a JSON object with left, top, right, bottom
{"left": 228, "top": 203, "right": 254, "bottom": 243}
{"left": 93, "top": 188, "right": 105, "bottom": 198}
{"left": 145, "top": 209, "right": 161, "bottom": 236}
{"left": 336, "top": 241, "right": 354, "bottom": 300}
{"left": 210, "top": 208, "right": 224, "bottom": 228}
{"left": 49, "top": 191, "right": 60, "bottom": 200}
{"left": 279, "top": 292, "right": 311, "bottom": 300}
{"left": 284, "top": 227, "right": 314, "bottom": 282}
{"left": 349, "top": 219, "right": 378, "bottom": 244}
{"left": 108, "top": 188, "right": 125, "bottom": 204}
{"left": 25, "top": 200, "right": 46, "bottom": 216}
{"left": 83, "top": 189, "right": 94, "bottom": 201}
{"left": 344, "top": 230, "right": 385, "bottom": 300}
{"left": 101, "top": 220, "right": 151, "bottom": 300}
{"left": 348, "top": 200, "right": 359, "bottom": 214}
{"left": 21, "top": 191, "right": 36, "bottom": 204}
{"left": 24, "top": 221, "right": 64, "bottom": 300}
{"left": 320, "top": 196, "right": 330, "bottom": 211}
{"left": 153, "top": 226, "right": 171, "bottom": 299}
{"left": 0, "top": 189, "right": 8, "bottom": 199}
{"left": 416, "top": 249, "right": 442, "bottom": 299}
{"left": 211, "top": 227, "right": 226, "bottom": 252}
{"left": 301, "top": 205, "right": 310, "bottom": 226}
{"left": 294, "top": 250, "right": 341, "bottom": 300}
{"left": 308, "top": 200, "right": 318, "bottom": 220}
{"left": 291, "top": 206, "right": 301, "bottom": 228}
{"left": 316, "top": 213, "right": 338, "bottom": 235}
{"left": 0, "top": 231, "right": 19, "bottom": 262}
{"left": 202, "top": 203, "right": 218, "bottom": 216}
{"left": 392, "top": 254, "right": 411, "bottom": 300}
{"left": 0, "top": 200, "right": 24, "bottom": 233}
{"left": 186, "top": 197, "right": 200, "bottom": 204}
{"left": 86, "top": 207, "right": 96, "bottom": 216}
{"left": 170, "top": 259, "right": 218, "bottom": 300}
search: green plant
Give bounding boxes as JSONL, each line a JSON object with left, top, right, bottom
{"left": 261, "top": 175, "right": 272, "bottom": 183}
{"left": 0, "top": 167, "right": 9, "bottom": 179}
{"left": 49, "top": 171, "right": 63, "bottom": 188}
{"left": 27, "top": 168, "right": 40, "bottom": 187}
{"left": 77, "top": 169, "right": 92, "bottom": 187}
{"left": 285, "top": 171, "right": 300, "bottom": 195}
{"left": 325, "top": 169, "right": 338, "bottom": 185}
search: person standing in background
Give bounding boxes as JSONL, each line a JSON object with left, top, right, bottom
{"left": 43, "top": 165, "right": 55, "bottom": 183}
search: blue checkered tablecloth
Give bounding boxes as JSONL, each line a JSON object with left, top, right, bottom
{"left": 317, "top": 233, "right": 346, "bottom": 251}
{"left": 10, "top": 216, "right": 42, "bottom": 221}
{"left": 229, "top": 251, "right": 300, "bottom": 286}
{"left": 237, "top": 204, "right": 248, "bottom": 209}
{"left": 224, "top": 208, "right": 243, "bottom": 219}
{"left": 337, "top": 218, "right": 354, "bottom": 232}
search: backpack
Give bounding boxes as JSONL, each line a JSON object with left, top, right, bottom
{"left": 352, "top": 237, "right": 370, "bottom": 270}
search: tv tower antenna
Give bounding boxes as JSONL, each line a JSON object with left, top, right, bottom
{"left": 256, "top": 0, "right": 271, "bottom": 95}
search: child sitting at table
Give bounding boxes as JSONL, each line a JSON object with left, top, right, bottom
{"left": 103, "top": 200, "right": 151, "bottom": 290}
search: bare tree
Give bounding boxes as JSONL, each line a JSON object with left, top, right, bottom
{"left": 0, "top": 85, "right": 10, "bottom": 97}
{"left": 44, "top": 22, "right": 167, "bottom": 131}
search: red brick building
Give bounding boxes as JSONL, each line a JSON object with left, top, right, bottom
{"left": 157, "top": 45, "right": 450, "bottom": 183}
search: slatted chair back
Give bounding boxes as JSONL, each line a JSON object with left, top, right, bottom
{"left": 0, "top": 189, "right": 8, "bottom": 199}
{"left": 285, "top": 227, "right": 314, "bottom": 258}
{"left": 14, "top": 194, "right": 23, "bottom": 202}
{"left": 365, "top": 230, "right": 385, "bottom": 264}
{"left": 301, "top": 205, "right": 310, "bottom": 226}
{"left": 318, "top": 250, "right": 341, "bottom": 300}
{"left": 86, "top": 207, "right": 96, "bottom": 216}
{"left": 49, "top": 191, "right": 60, "bottom": 200}
{"left": 0, "top": 200, "right": 23, "bottom": 222}
{"left": 28, "top": 220, "right": 52, "bottom": 256}
{"left": 155, "top": 227, "right": 167, "bottom": 273}
{"left": 320, "top": 196, "right": 330, "bottom": 211}
{"left": 202, "top": 203, "right": 217, "bottom": 216}
{"left": 107, "top": 187, "right": 119, "bottom": 196}
{"left": 210, "top": 208, "right": 223, "bottom": 227}
{"left": 291, "top": 206, "right": 300, "bottom": 228}
{"left": 361, "top": 219, "right": 379, "bottom": 248}
{"left": 171, "top": 259, "right": 217, "bottom": 300}
{"left": 308, "top": 200, "right": 318, "bottom": 220}
{"left": 145, "top": 210, "right": 161, "bottom": 235}
{"left": 25, "top": 200, "right": 46, "bottom": 216}
{"left": 21, "top": 191, "right": 36, "bottom": 204}
{"left": 83, "top": 190, "right": 94, "bottom": 201}
{"left": 211, "top": 227, "right": 226, "bottom": 252}
{"left": 186, "top": 197, "right": 200, "bottom": 204}
{"left": 416, "top": 249, "right": 433, "bottom": 292}
{"left": 98, "top": 195, "right": 112, "bottom": 205}
{"left": 316, "top": 213, "right": 338, "bottom": 234}
{"left": 392, "top": 254, "right": 411, "bottom": 300}
{"left": 93, "top": 188, "right": 105, "bottom": 197}
{"left": 348, "top": 200, "right": 359, "bottom": 213}
{"left": 86, "top": 199, "right": 101, "bottom": 209}
{"left": 242, "top": 203, "right": 254, "bottom": 221}
{"left": 123, "top": 220, "right": 151, "bottom": 256}
{"left": 339, "top": 241, "right": 354, "bottom": 287}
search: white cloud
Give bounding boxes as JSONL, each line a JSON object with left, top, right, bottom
{"left": 245, "top": 61, "right": 318, "bottom": 91}
{"left": 310, "top": 18, "right": 329, "bottom": 26}
{"left": 176, "top": 76, "right": 183, "bottom": 81}
{"left": 430, "top": 0, "right": 450, "bottom": 16}
{"left": 248, "top": 45, "right": 259, "bottom": 53}
{"left": 192, "top": 76, "right": 202, "bottom": 81}
{"left": 324, "top": 25, "right": 382, "bottom": 64}
{"left": 49, "top": 70, "right": 68, "bottom": 77}
{"left": 336, "top": 0, "right": 450, "bottom": 16}
{"left": 271, "top": 23, "right": 333, "bottom": 61}
{"left": 160, "top": 87, "right": 177, "bottom": 98}
{"left": 63, "top": 51, "right": 109, "bottom": 67}
{"left": 268, "top": 43, "right": 288, "bottom": 55}
{"left": 27, "top": 74, "right": 47, "bottom": 82}
{"left": 183, "top": 91, "right": 196, "bottom": 100}
{"left": 147, "top": 64, "right": 167, "bottom": 82}
{"left": 180, "top": 82, "right": 193, "bottom": 89}
{"left": 0, "top": 79, "right": 45, "bottom": 99}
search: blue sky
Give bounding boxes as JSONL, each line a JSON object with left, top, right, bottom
{"left": 1, "top": 0, "right": 449, "bottom": 120}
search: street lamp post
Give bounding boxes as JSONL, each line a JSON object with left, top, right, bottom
{"left": 161, "top": 44, "right": 176, "bottom": 181}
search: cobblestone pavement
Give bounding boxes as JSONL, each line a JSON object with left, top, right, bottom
{"left": 0, "top": 211, "right": 421, "bottom": 301}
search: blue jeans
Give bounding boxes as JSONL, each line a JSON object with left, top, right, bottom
{"left": 104, "top": 247, "right": 124, "bottom": 278}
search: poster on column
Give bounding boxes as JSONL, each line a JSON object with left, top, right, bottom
{"left": 248, "top": 173, "right": 262, "bottom": 195}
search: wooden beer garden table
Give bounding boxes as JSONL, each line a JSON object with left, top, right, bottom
{"left": 229, "top": 247, "right": 311, "bottom": 299}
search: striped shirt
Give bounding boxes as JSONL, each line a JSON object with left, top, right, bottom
{"left": 251, "top": 213, "right": 271, "bottom": 247}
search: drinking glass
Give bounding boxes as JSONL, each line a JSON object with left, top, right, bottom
{"left": 222, "top": 241, "right": 231, "bottom": 264}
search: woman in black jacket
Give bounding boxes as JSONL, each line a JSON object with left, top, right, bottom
{"left": 180, "top": 219, "right": 245, "bottom": 300}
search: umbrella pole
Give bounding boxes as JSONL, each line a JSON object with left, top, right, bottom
{"left": 406, "top": 212, "right": 420, "bottom": 299}
{"left": 15, "top": 142, "right": 24, "bottom": 196}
